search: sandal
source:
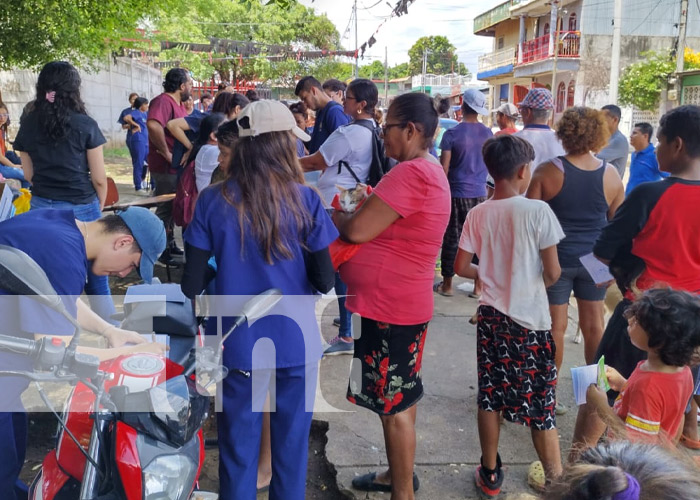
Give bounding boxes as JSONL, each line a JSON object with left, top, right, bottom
{"left": 351, "top": 471, "right": 420, "bottom": 492}
{"left": 527, "top": 460, "right": 548, "bottom": 493}
{"left": 433, "top": 281, "right": 453, "bottom": 297}
{"left": 680, "top": 434, "right": 700, "bottom": 450}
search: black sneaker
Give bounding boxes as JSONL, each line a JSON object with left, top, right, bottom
{"left": 157, "top": 251, "right": 180, "bottom": 267}
{"left": 474, "top": 455, "right": 504, "bottom": 499}
{"left": 169, "top": 244, "right": 184, "bottom": 256}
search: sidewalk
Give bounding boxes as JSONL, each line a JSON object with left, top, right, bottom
{"left": 315, "top": 276, "right": 585, "bottom": 499}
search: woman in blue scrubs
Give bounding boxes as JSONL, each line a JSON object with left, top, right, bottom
{"left": 181, "top": 100, "right": 337, "bottom": 500}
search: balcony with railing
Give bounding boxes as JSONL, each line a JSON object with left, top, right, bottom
{"left": 474, "top": 0, "right": 514, "bottom": 36}
{"left": 477, "top": 46, "right": 517, "bottom": 79}
{"left": 519, "top": 31, "right": 580, "bottom": 65}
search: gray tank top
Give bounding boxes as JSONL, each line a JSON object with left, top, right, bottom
{"left": 546, "top": 156, "right": 609, "bottom": 268}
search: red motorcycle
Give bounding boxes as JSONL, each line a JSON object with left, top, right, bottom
{"left": 0, "top": 244, "right": 280, "bottom": 500}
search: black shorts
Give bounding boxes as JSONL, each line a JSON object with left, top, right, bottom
{"left": 347, "top": 317, "right": 428, "bottom": 415}
{"left": 476, "top": 306, "right": 557, "bottom": 431}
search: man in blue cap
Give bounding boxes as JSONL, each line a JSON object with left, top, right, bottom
{"left": 0, "top": 206, "right": 167, "bottom": 499}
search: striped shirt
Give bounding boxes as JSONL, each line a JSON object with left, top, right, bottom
{"left": 613, "top": 362, "right": 693, "bottom": 441}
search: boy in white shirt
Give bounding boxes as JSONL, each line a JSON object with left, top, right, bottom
{"left": 455, "top": 135, "right": 565, "bottom": 497}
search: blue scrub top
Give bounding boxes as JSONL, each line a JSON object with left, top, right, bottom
{"left": 0, "top": 209, "right": 87, "bottom": 409}
{"left": 128, "top": 109, "right": 149, "bottom": 143}
{"left": 184, "top": 181, "right": 338, "bottom": 370}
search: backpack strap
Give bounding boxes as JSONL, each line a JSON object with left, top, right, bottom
{"left": 337, "top": 160, "right": 363, "bottom": 184}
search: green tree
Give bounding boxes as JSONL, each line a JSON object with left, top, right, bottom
{"left": 407, "top": 36, "right": 470, "bottom": 77}
{"left": 0, "top": 0, "right": 176, "bottom": 69}
{"left": 359, "top": 61, "right": 386, "bottom": 80}
{"left": 618, "top": 51, "right": 674, "bottom": 111}
{"left": 0, "top": 0, "right": 325, "bottom": 74}
{"left": 152, "top": 0, "right": 341, "bottom": 82}
{"left": 389, "top": 62, "right": 410, "bottom": 79}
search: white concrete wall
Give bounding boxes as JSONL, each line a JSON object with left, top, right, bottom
{"left": 0, "top": 58, "right": 163, "bottom": 147}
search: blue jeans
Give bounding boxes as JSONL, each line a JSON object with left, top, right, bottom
{"left": 30, "top": 196, "right": 117, "bottom": 323}
{"left": 0, "top": 165, "right": 30, "bottom": 189}
{"left": 335, "top": 273, "right": 352, "bottom": 339}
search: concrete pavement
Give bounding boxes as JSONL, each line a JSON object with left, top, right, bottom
{"left": 315, "top": 276, "right": 584, "bottom": 499}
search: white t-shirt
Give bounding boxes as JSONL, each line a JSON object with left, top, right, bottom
{"left": 459, "top": 196, "right": 564, "bottom": 331}
{"left": 317, "top": 121, "right": 373, "bottom": 206}
{"left": 514, "top": 126, "right": 565, "bottom": 170}
{"left": 195, "top": 144, "right": 220, "bottom": 193}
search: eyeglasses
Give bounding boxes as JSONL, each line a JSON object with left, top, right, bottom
{"left": 381, "top": 122, "right": 405, "bottom": 136}
{"left": 344, "top": 95, "right": 356, "bottom": 101}
{"left": 0, "top": 114, "right": 8, "bottom": 118}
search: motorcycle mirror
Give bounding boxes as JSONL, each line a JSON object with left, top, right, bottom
{"left": 241, "top": 288, "right": 282, "bottom": 323}
{"left": 0, "top": 245, "right": 79, "bottom": 329}
{"left": 220, "top": 289, "right": 282, "bottom": 346}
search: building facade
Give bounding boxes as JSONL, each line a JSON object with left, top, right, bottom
{"left": 474, "top": 0, "right": 700, "bottom": 123}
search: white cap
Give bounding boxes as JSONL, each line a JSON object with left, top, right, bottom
{"left": 236, "top": 100, "right": 311, "bottom": 142}
{"left": 495, "top": 102, "right": 519, "bottom": 118}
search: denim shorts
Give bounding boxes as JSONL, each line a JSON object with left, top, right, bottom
{"left": 546, "top": 265, "right": 607, "bottom": 305}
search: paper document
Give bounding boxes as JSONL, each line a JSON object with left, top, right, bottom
{"left": 579, "top": 252, "right": 614, "bottom": 285}
{"left": 0, "top": 184, "right": 15, "bottom": 222}
{"left": 571, "top": 356, "right": 610, "bottom": 405}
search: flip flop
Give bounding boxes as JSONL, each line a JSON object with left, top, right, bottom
{"left": 680, "top": 434, "right": 700, "bottom": 450}
{"left": 351, "top": 471, "right": 420, "bottom": 492}
{"left": 433, "top": 281, "right": 453, "bottom": 297}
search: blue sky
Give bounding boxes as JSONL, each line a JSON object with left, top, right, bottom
{"left": 299, "top": 0, "right": 505, "bottom": 75}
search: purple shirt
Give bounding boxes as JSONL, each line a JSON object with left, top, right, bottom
{"left": 439, "top": 122, "right": 493, "bottom": 198}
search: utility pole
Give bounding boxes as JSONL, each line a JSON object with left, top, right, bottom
{"left": 354, "top": 0, "right": 359, "bottom": 78}
{"left": 609, "top": 0, "right": 623, "bottom": 103}
{"left": 422, "top": 48, "right": 428, "bottom": 93}
{"left": 384, "top": 46, "right": 389, "bottom": 106}
{"left": 550, "top": 1, "right": 560, "bottom": 111}
{"left": 676, "top": 0, "right": 689, "bottom": 74}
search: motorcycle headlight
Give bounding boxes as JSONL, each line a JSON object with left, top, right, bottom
{"left": 143, "top": 454, "right": 196, "bottom": 500}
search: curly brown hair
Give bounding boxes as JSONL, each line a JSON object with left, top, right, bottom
{"left": 556, "top": 107, "right": 610, "bottom": 155}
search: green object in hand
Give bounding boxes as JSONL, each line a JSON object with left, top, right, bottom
{"left": 597, "top": 355, "right": 611, "bottom": 392}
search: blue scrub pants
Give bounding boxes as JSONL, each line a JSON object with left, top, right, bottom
{"left": 129, "top": 137, "right": 149, "bottom": 190}
{"left": 218, "top": 363, "right": 317, "bottom": 500}
{"left": 30, "top": 197, "right": 117, "bottom": 323}
{"left": 0, "top": 411, "right": 28, "bottom": 500}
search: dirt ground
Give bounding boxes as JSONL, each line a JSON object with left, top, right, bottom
{"left": 20, "top": 149, "right": 344, "bottom": 499}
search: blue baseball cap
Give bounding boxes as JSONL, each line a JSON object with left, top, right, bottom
{"left": 116, "top": 207, "right": 166, "bottom": 284}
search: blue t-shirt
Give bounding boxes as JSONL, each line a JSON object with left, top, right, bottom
{"left": 184, "top": 181, "right": 338, "bottom": 370}
{"left": 307, "top": 101, "right": 351, "bottom": 154}
{"left": 439, "top": 122, "right": 493, "bottom": 198}
{"left": 626, "top": 144, "right": 669, "bottom": 195}
{"left": 0, "top": 209, "right": 87, "bottom": 409}
{"left": 128, "top": 109, "right": 149, "bottom": 144}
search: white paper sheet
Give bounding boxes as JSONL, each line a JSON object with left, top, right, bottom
{"left": 579, "top": 252, "right": 614, "bottom": 285}
{"left": 0, "top": 184, "right": 15, "bottom": 222}
{"left": 570, "top": 364, "right": 598, "bottom": 405}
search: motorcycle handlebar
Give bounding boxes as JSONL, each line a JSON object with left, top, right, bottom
{"left": 0, "top": 334, "right": 38, "bottom": 357}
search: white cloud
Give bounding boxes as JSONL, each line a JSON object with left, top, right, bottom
{"left": 298, "top": 0, "right": 505, "bottom": 74}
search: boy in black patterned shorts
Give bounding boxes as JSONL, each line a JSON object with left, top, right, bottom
{"left": 455, "top": 135, "right": 565, "bottom": 497}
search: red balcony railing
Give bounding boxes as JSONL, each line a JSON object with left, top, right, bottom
{"left": 519, "top": 31, "right": 580, "bottom": 65}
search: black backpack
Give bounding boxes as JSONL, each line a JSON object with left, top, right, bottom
{"left": 338, "top": 119, "right": 396, "bottom": 187}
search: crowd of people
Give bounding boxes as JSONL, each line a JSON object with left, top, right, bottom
{"left": 0, "top": 59, "right": 699, "bottom": 500}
